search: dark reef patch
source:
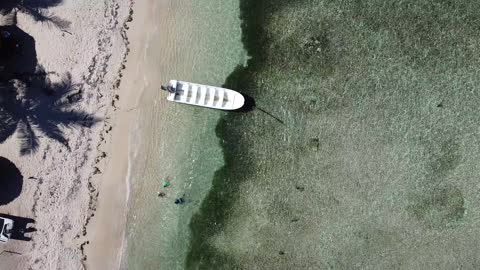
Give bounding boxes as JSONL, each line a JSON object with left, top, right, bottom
{"left": 185, "top": 0, "right": 480, "bottom": 269}
{"left": 408, "top": 184, "right": 466, "bottom": 228}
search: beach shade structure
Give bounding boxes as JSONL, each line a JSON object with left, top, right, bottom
{"left": 0, "top": 29, "right": 17, "bottom": 53}
{"left": 0, "top": 157, "right": 23, "bottom": 205}
{"left": 0, "top": 25, "right": 37, "bottom": 76}
{"left": 0, "top": 28, "right": 19, "bottom": 73}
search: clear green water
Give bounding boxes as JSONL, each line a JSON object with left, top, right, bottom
{"left": 187, "top": 0, "right": 480, "bottom": 269}
{"left": 124, "top": 1, "right": 245, "bottom": 269}
{"left": 127, "top": 0, "right": 480, "bottom": 269}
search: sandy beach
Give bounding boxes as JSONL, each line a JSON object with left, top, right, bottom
{"left": 0, "top": 0, "right": 134, "bottom": 269}
{"left": 83, "top": 0, "right": 155, "bottom": 268}
{"left": 1, "top": 0, "right": 237, "bottom": 268}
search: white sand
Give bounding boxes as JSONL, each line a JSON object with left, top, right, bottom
{"left": 83, "top": 1, "right": 143, "bottom": 267}
{"left": 0, "top": 0, "right": 133, "bottom": 269}
{"left": 84, "top": 1, "right": 174, "bottom": 268}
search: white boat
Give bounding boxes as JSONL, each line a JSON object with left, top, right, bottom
{"left": 161, "top": 80, "right": 244, "bottom": 110}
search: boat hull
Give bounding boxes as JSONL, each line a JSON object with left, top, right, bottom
{"left": 166, "top": 80, "right": 244, "bottom": 110}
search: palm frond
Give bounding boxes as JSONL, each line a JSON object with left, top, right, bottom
{"left": 50, "top": 72, "right": 73, "bottom": 93}
{"left": 30, "top": 114, "right": 68, "bottom": 146}
{"left": 0, "top": 81, "right": 20, "bottom": 143}
{"left": 50, "top": 73, "right": 83, "bottom": 108}
{"left": 21, "top": 0, "right": 64, "bottom": 9}
{"left": 0, "top": 110, "right": 18, "bottom": 143}
{"left": 17, "top": 119, "right": 39, "bottom": 155}
{"left": 1, "top": 61, "right": 99, "bottom": 154}
{"left": 53, "top": 90, "right": 82, "bottom": 108}
{"left": 44, "top": 14, "right": 71, "bottom": 30}
{"left": 18, "top": 6, "right": 70, "bottom": 30}
{"left": 56, "top": 110, "right": 100, "bottom": 128}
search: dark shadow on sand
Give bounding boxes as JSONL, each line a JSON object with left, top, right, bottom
{"left": 0, "top": 0, "right": 70, "bottom": 30}
{"left": 0, "top": 25, "right": 37, "bottom": 76}
{"left": 0, "top": 25, "right": 99, "bottom": 155}
{"left": 0, "top": 214, "right": 36, "bottom": 241}
{"left": 0, "top": 157, "right": 23, "bottom": 205}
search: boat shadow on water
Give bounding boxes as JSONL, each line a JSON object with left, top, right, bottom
{"left": 233, "top": 93, "right": 255, "bottom": 113}
{"left": 223, "top": 64, "right": 285, "bottom": 125}
{"left": 233, "top": 93, "right": 285, "bottom": 125}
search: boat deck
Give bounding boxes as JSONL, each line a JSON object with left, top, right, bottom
{"left": 171, "top": 81, "right": 235, "bottom": 109}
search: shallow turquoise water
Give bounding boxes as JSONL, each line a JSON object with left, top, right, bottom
{"left": 127, "top": 0, "right": 480, "bottom": 269}
{"left": 123, "top": 1, "right": 245, "bottom": 269}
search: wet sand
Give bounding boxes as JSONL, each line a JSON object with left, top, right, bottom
{"left": 84, "top": 0, "right": 159, "bottom": 269}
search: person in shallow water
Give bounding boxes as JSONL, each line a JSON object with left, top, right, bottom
{"left": 161, "top": 85, "right": 176, "bottom": 93}
{"left": 174, "top": 196, "right": 185, "bottom": 205}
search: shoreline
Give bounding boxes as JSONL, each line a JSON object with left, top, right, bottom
{"left": 83, "top": 0, "right": 159, "bottom": 268}
{"left": 118, "top": 0, "right": 247, "bottom": 268}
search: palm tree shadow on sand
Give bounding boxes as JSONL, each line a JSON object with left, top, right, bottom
{"left": 0, "top": 0, "right": 70, "bottom": 30}
{"left": 0, "top": 25, "right": 99, "bottom": 155}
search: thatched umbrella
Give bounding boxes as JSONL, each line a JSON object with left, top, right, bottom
{"left": 0, "top": 156, "right": 23, "bottom": 205}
